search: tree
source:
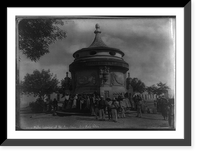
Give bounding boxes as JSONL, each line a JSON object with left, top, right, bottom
{"left": 130, "top": 78, "right": 146, "bottom": 94}
{"left": 156, "top": 82, "right": 169, "bottom": 96}
{"left": 147, "top": 82, "right": 169, "bottom": 98}
{"left": 59, "top": 76, "right": 72, "bottom": 96}
{"left": 146, "top": 84, "right": 158, "bottom": 99}
{"left": 21, "top": 69, "right": 59, "bottom": 100}
{"left": 146, "top": 84, "right": 158, "bottom": 94}
{"left": 18, "top": 18, "right": 67, "bottom": 61}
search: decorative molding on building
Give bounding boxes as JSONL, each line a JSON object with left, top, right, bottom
{"left": 70, "top": 59, "right": 129, "bottom": 72}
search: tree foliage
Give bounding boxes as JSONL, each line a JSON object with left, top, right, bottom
{"left": 59, "top": 76, "right": 72, "bottom": 95}
{"left": 18, "top": 18, "right": 67, "bottom": 61}
{"left": 21, "top": 69, "right": 59, "bottom": 99}
{"left": 146, "top": 84, "right": 158, "bottom": 94}
{"left": 156, "top": 82, "right": 169, "bottom": 95}
{"left": 146, "top": 82, "right": 169, "bottom": 97}
{"left": 130, "top": 78, "right": 146, "bottom": 94}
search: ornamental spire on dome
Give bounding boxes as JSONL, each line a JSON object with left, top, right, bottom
{"left": 89, "top": 24, "right": 107, "bottom": 48}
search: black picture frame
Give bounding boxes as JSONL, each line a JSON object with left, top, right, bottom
{"left": 3, "top": 2, "right": 191, "bottom": 146}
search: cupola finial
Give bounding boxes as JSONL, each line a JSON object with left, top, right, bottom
{"left": 95, "top": 23, "right": 101, "bottom": 34}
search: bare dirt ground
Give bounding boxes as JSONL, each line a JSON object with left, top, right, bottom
{"left": 19, "top": 105, "right": 173, "bottom": 130}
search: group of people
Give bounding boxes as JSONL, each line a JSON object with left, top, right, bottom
{"left": 150, "top": 95, "right": 175, "bottom": 127}
{"left": 60, "top": 94, "right": 131, "bottom": 122}
{"left": 93, "top": 96, "right": 129, "bottom": 122}
{"left": 156, "top": 96, "right": 174, "bottom": 121}
{"left": 42, "top": 93, "right": 174, "bottom": 126}
{"left": 42, "top": 93, "right": 131, "bottom": 122}
{"left": 42, "top": 98, "right": 59, "bottom": 114}
{"left": 43, "top": 93, "right": 157, "bottom": 120}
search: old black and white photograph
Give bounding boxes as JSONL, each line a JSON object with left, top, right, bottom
{"left": 17, "top": 17, "right": 176, "bottom": 130}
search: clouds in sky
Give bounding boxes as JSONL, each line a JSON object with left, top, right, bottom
{"left": 19, "top": 17, "right": 175, "bottom": 90}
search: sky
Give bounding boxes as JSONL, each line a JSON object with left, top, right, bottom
{"left": 19, "top": 17, "right": 175, "bottom": 98}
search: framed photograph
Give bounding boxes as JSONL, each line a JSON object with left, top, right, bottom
{"left": 4, "top": 2, "right": 191, "bottom": 146}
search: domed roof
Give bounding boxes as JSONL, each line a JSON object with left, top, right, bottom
{"left": 89, "top": 24, "right": 108, "bottom": 48}
{"left": 69, "top": 24, "right": 129, "bottom": 72}
{"left": 72, "top": 23, "right": 125, "bottom": 58}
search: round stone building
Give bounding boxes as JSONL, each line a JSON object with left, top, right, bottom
{"left": 69, "top": 24, "right": 129, "bottom": 98}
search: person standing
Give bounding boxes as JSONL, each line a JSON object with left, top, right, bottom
{"left": 64, "top": 94, "right": 70, "bottom": 110}
{"left": 94, "top": 96, "right": 100, "bottom": 120}
{"left": 45, "top": 98, "right": 49, "bottom": 112}
{"left": 160, "top": 95, "right": 169, "bottom": 120}
{"left": 68, "top": 96, "right": 73, "bottom": 109}
{"left": 119, "top": 99, "right": 126, "bottom": 118}
{"left": 72, "top": 94, "right": 78, "bottom": 109}
{"left": 90, "top": 95, "right": 95, "bottom": 116}
{"left": 136, "top": 97, "right": 143, "bottom": 118}
{"left": 111, "top": 98, "right": 118, "bottom": 122}
{"left": 156, "top": 96, "right": 162, "bottom": 112}
{"left": 99, "top": 96, "right": 106, "bottom": 121}
{"left": 43, "top": 96, "right": 48, "bottom": 112}
{"left": 106, "top": 98, "right": 112, "bottom": 120}
{"left": 133, "top": 95, "right": 138, "bottom": 111}
{"left": 129, "top": 94, "right": 134, "bottom": 110}
{"left": 52, "top": 98, "right": 58, "bottom": 116}
{"left": 53, "top": 98, "right": 58, "bottom": 111}
{"left": 124, "top": 97, "right": 131, "bottom": 110}
{"left": 168, "top": 98, "right": 174, "bottom": 127}
{"left": 79, "top": 97, "right": 82, "bottom": 110}
{"left": 63, "top": 99, "right": 67, "bottom": 111}
{"left": 86, "top": 96, "right": 90, "bottom": 110}
{"left": 115, "top": 98, "right": 120, "bottom": 119}
{"left": 48, "top": 99, "right": 53, "bottom": 112}
{"left": 154, "top": 100, "right": 157, "bottom": 107}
